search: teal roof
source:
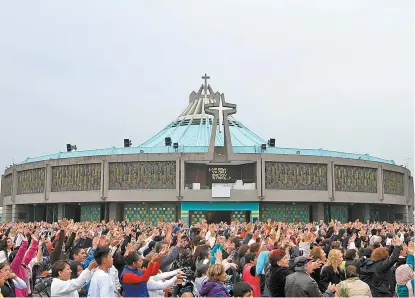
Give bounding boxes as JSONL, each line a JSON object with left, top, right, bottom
{"left": 140, "top": 118, "right": 266, "bottom": 147}
{"left": 20, "top": 145, "right": 396, "bottom": 165}
{"left": 20, "top": 119, "right": 396, "bottom": 165}
{"left": 18, "top": 82, "right": 396, "bottom": 166}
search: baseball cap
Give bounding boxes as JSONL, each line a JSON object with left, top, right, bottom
{"left": 294, "top": 256, "right": 313, "bottom": 267}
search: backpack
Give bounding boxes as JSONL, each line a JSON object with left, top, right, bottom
{"left": 34, "top": 275, "right": 53, "bottom": 297}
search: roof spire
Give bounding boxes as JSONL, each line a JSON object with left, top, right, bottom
{"left": 202, "top": 73, "right": 210, "bottom": 95}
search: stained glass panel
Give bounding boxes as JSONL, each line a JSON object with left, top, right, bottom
{"left": 124, "top": 204, "right": 147, "bottom": 222}
{"left": 123, "top": 203, "right": 177, "bottom": 225}
{"left": 330, "top": 204, "right": 348, "bottom": 223}
{"left": 3, "top": 174, "right": 12, "bottom": 197}
{"left": 231, "top": 211, "right": 248, "bottom": 223}
{"left": 383, "top": 170, "right": 404, "bottom": 196}
{"left": 80, "top": 204, "right": 101, "bottom": 222}
{"left": 265, "top": 162, "right": 327, "bottom": 190}
{"left": 109, "top": 161, "right": 176, "bottom": 190}
{"left": 17, "top": 168, "right": 45, "bottom": 194}
{"left": 260, "top": 204, "right": 309, "bottom": 223}
{"left": 51, "top": 164, "right": 101, "bottom": 192}
{"left": 334, "top": 165, "right": 377, "bottom": 193}
{"left": 190, "top": 211, "right": 206, "bottom": 225}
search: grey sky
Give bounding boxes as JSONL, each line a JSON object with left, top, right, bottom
{"left": 0, "top": 1, "right": 413, "bottom": 174}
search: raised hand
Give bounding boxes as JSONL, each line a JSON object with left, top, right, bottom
{"left": 328, "top": 283, "right": 337, "bottom": 292}
{"left": 92, "top": 237, "right": 99, "bottom": 249}
{"left": 19, "top": 233, "right": 27, "bottom": 242}
{"left": 311, "top": 260, "right": 323, "bottom": 270}
{"left": 215, "top": 250, "right": 223, "bottom": 262}
{"left": 88, "top": 260, "right": 98, "bottom": 270}
{"left": 7, "top": 272, "right": 16, "bottom": 279}
{"left": 392, "top": 236, "right": 402, "bottom": 246}
{"left": 31, "top": 233, "right": 38, "bottom": 242}
{"left": 151, "top": 253, "right": 161, "bottom": 263}
{"left": 160, "top": 247, "right": 169, "bottom": 257}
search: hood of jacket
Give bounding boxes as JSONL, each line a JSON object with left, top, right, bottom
{"left": 199, "top": 280, "right": 227, "bottom": 297}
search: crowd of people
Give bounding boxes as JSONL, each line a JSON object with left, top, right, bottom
{"left": 0, "top": 218, "right": 412, "bottom": 297}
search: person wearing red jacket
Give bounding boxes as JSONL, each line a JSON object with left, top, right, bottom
{"left": 120, "top": 251, "right": 163, "bottom": 297}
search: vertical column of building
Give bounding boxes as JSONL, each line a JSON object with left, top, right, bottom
{"left": 101, "top": 160, "right": 108, "bottom": 199}
{"left": 104, "top": 160, "right": 122, "bottom": 221}
{"left": 11, "top": 168, "right": 18, "bottom": 221}
{"left": 409, "top": 177, "right": 414, "bottom": 224}
{"left": 403, "top": 171, "right": 410, "bottom": 224}
{"left": 177, "top": 158, "right": 183, "bottom": 199}
{"left": 0, "top": 175, "right": 3, "bottom": 211}
{"left": 256, "top": 160, "right": 262, "bottom": 199}
{"left": 327, "top": 161, "right": 334, "bottom": 200}
{"left": 45, "top": 164, "right": 52, "bottom": 201}
{"left": 179, "top": 158, "right": 186, "bottom": 223}
{"left": 377, "top": 165, "right": 383, "bottom": 202}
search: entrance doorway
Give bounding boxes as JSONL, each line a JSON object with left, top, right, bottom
{"left": 207, "top": 211, "right": 231, "bottom": 224}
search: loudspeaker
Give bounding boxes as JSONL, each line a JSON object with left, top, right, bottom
{"left": 124, "top": 139, "right": 132, "bottom": 148}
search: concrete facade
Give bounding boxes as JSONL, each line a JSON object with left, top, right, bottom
{"left": 1, "top": 152, "right": 413, "bottom": 224}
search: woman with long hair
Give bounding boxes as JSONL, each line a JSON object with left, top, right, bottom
{"left": 0, "top": 239, "right": 13, "bottom": 264}
{"left": 309, "top": 246, "right": 326, "bottom": 287}
{"left": 192, "top": 245, "right": 211, "bottom": 271}
{"left": 50, "top": 260, "right": 97, "bottom": 297}
{"left": 319, "top": 249, "right": 345, "bottom": 292}
{"left": 69, "top": 261, "right": 87, "bottom": 297}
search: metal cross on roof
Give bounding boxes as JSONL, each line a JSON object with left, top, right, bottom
{"left": 202, "top": 73, "right": 210, "bottom": 94}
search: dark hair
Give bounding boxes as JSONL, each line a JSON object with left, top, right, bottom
{"left": 0, "top": 239, "right": 11, "bottom": 259}
{"left": 244, "top": 252, "right": 256, "bottom": 264}
{"left": 195, "top": 264, "right": 208, "bottom": 278}
{"left": 0, "top": 262, "right": 9, "bottom": 270}
{"left": 94, "top": 246, "right": 111, "bottom": 265}
{"left": 70, "top": 261, "right": 82, "bottom": 279}
{"left": 124, "top": 252, "right": 140, "bottom": 266}
{"left": 51, "top": 260, "right": 70, "bottom": 278}
{"left": 345, "top": 265, "right": 359, "bottom": 278}
{"left": 195, "top": 246, "right": 210, "bottom": 263}
{"left": 8, "top": 250, "right": 17, "bottom": 264}
{"left": 345, "top": 249, "right": 357, "bottom": 261}
{"left": 249, "top": 243, "right": 260, "bottom": 254}
{"left": 238, "top": 245, "right": 249, "bottom": 258}
{"left": 155, "top": 242, "right": 163, "bottom": 253}
{"left": 232, "top": 282, "right": 253, "bottom": 298}
{"left": 69, "top": 247, "right": 83, "bottom": 260}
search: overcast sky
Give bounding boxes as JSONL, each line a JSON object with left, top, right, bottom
{"left": 0, "top": 1, "right": 413, "bottom": 175}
